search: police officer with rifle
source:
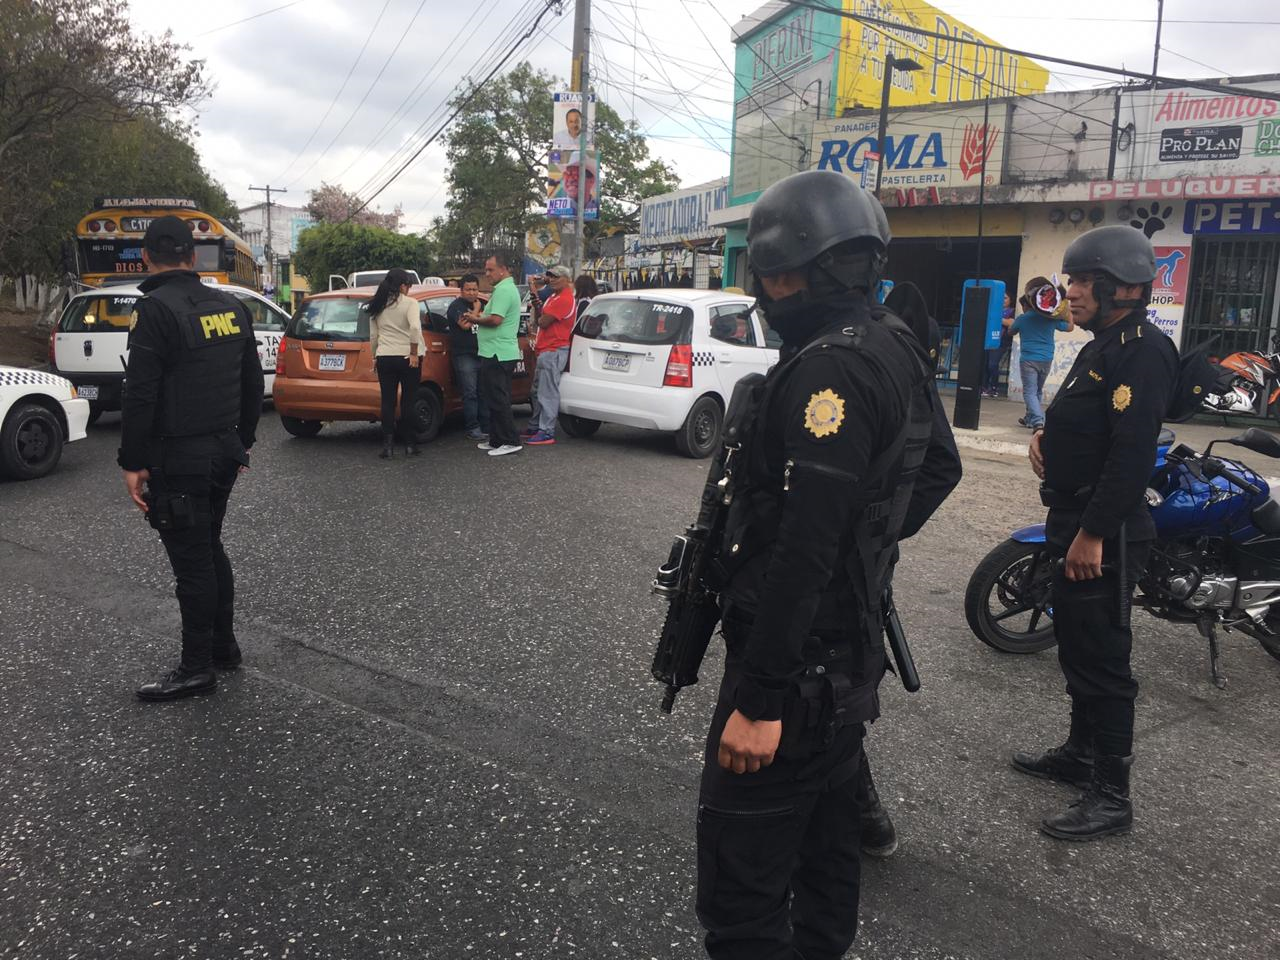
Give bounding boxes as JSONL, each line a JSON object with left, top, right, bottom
{"left": 652, "top": 170, "right": 958, "bottom": 959}
{"left": 119, "top": 216, "right": 264, "bottom": 702}
{"left": 1017, "top": 225, "right": 1177, "bottom": 840}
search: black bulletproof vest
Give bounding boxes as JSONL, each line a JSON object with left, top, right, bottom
{"left": 724, "top": 307, "right": 934, "bottom": 640}
{"left": 143, "top": 279, "right": 253, "bottom": 438}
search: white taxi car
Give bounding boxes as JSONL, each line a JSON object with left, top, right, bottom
{"left": 557, "top": 289, "right": 779, "bottom": 457}
{"left": 50, "top": 280, "right": 289, "bottom": 424}
{"left": 0, "top": 366, "right": 90, "bottom": 480}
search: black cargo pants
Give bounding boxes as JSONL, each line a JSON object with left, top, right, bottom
{"left": 1048, "top": 511, "right": 1151, "bottom": 757}
{"left": 148, "top": 447, "right": 242, "bottom": 671}
{"left": 697, "top": 656, "right": 867, "bottom": 960}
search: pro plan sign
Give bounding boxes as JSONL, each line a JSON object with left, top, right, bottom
{"left": 1160, "top": 126, "right": 1243, "bottom": 162}
{"left": 811, "top": 105, "right": 1004, "bottom": 190}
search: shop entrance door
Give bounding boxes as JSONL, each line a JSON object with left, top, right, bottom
{"left": 1183, "top": 237, "right": 1280, "bottom": 357}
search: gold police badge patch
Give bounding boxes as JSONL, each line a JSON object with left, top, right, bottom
{"left": 804, "top": 388, "right": 845, "bottom": 438}
{"left": 1113, "top": 384, "right": 1132, "bottom": 412}
{"left": 129, "top": 311, "right": 139, "bottom": 332}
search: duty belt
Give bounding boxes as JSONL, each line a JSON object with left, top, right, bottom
{"left": 1039, "top": 484, "right": 1094, "bottom": 511}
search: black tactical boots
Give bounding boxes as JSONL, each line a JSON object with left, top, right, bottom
{"left": 1040, "top": 755, "right": 1134, "bottom": 840}
{"left": 1011, "top": 738, "right": 1094, "bottom": 789}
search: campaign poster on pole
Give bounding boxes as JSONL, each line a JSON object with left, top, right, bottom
{"left": 546, "top": 149, "right": 599, "bottom": 220}
{"left": 552, "top": 91, "right": 595, "bottom": 154}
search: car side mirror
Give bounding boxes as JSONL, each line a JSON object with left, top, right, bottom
{"left": 1228, "top": 427, "right": 1280, "bottom": 459}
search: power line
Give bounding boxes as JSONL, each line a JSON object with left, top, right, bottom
{"left": 195, "top": 0, "right": 306, "bottom": 37}
{"left": 329, "top": 0, "right": 507, "bottom": 184}
{"left": 349, "top": 0, "right": 550, "bottom": 202}
{"left": 346, "top": 0, "right": 565, "bottom": 222}
{"left": 785, "top": 1, "right": 1280, "bottom": 102}
{"left": 286, "top": 0, "right": 435, "bottom": 190}
{"left": 274, "top": 0, "right": 395, "bottom": 183}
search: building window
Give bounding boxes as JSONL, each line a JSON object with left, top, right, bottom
{"left": 1183, "top": 238, "right": 1280, "bottom": 356}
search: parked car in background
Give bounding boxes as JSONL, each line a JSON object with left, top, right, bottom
{"left": 50, "top": 281, "right": 288, "bottom": 424}
{"left": 0, "top": 366, "right": 90, "bottom": 480}
{"left": 557, "top": 290, "right": 779, "bottom": 458}
{"left": 272, "top": 285, "right": 536, "bottom": 442}
{"left": 329, "top": 269, "right": 430, "bottom": 291}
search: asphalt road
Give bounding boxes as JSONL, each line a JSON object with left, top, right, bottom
{"left": 2, "top": 410, "right": 1278, "bottom": 959}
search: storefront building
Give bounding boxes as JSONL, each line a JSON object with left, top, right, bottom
{"left": 712, "top": 1, "right": 1280, "bottom": 394}
{"left": 630, "top": 178, "right": 729, "bottom": 289}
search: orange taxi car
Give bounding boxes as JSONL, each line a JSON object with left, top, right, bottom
{"left": 273, "top": 285, "right": 535, "bottom": 441}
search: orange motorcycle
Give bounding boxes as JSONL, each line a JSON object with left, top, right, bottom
{"left": 1203, "top": 335, "right": 1280, "bottom": 421}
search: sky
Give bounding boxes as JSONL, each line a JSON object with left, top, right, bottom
{"left": 125, "top": 0, "right": 1280, "bottom": 233}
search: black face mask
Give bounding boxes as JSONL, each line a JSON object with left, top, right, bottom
{"left": 758, "top": 291, "right": 827, "bottom": 347}
{"left": 758, "top": 287, "right": 869, "bottom": 349}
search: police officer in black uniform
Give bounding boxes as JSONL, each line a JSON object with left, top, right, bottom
{"left": 1015, "top": 225, "right": 1177, "bottom": 839}
{"left": 119, "top": 216, "right": 264, "bottom": 702}
{"left": 695, "top": 170, "right": 957, "bottom": 959}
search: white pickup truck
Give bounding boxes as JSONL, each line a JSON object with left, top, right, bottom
{"left": 50, "top": 280, "right": 290, "bottom": 424}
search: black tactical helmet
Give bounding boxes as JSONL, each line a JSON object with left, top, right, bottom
{"left": 748, "top": 170, "right": 888, "bottom": 276}
{"left": 1061, "top": 225, "right": 1157, "bottom": 284}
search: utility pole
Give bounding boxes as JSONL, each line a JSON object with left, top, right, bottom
{"left": 249, "top": 184, "right": 287, "bottom": 289}
{"left": 1150, "top": 0, "right": 1164, "bottom": 89}
{"left": 570, "top": 0, "right": 590, "bottom": 276}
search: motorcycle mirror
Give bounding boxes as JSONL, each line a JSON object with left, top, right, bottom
{"left": 1226, "top": 427, "right": 1280, "bottom": 459}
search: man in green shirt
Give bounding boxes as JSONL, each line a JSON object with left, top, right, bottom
{"left": 473, "top": 252, "right": 524, "bottom": 456}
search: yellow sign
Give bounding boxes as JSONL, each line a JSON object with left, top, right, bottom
{"left": 836, "top": 0, "right": 1050, "bottom": 114}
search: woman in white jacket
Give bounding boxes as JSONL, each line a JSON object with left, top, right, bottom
{"left": 367, "top": 268, "right": 426, "bottom": 458}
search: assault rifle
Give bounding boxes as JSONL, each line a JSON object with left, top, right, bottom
{"left": 650, "top": 376, "right": 760, "bottom": 713}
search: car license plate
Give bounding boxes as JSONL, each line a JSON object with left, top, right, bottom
{"left": 318, "top": 354, "right": 346, "bottom": 371}
{"left": 602, "top": 352, "right": 631, "bottom": 372}
{"left": 77, "top": 385, "right": 99, "bottom": 399}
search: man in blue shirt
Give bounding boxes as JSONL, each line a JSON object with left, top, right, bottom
{"left": 1011, "top": 277, "right": 1074, "bottom": 429}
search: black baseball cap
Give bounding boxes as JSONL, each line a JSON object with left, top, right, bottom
{"left": 143, "top": 215, "right": 195, "bottom": 258}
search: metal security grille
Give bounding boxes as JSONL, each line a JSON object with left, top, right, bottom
{"left": 1183, "top": 237, "right": 1280, "bottom": 357}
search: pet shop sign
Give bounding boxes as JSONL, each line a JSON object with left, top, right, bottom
{"left": 811, "top": 106, "right": 1004, "bottom": 190}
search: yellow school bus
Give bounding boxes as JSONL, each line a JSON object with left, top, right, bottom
{"left": 71, "top": 197, "right": 258, "bottom": 289}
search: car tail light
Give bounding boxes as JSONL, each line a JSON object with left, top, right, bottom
{"left": 101, "top": 219, "right": 116, "bottom": 232}
{"left": 663, "top": 343, "right": 693, "bottom": 387}
{"left": 275, "top": 338, "right": 289, "bottom": 376}
{"left": 88, "top": 219, "right": 100, "bottom": 232}
{"left": 48, "top": 327, "right": 57, "bottom": 368}
{"left": 197, "top": 220, "right": 210, "bottom": 233}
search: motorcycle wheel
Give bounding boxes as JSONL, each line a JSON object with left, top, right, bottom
{"left": 1258, "top": 635, "right": 1280, "bottom": 664}
{"left": 964, "top": 539, "right": 1058, "bottom": 654}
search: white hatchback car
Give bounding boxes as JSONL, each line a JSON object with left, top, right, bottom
{"left": 50, "top": 280, "right": 289, "bottom": 424}
{"left": 557, "top": 289, "right": 779, "bottom": 458}
{"left": 0, "top": 366, "right": 90, "bottom": 480}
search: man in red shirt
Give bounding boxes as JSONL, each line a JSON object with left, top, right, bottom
{"left": 525, "top": 265, "right": 577, "bottom": 445}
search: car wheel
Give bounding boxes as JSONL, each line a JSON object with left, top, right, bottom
{"left": 559, "top": 413, "right": 601, "bottom": 439}
{"left": 280, "top": 415, "right": 323, "bottom": 438}
{"left": 86, "top": 403, "right": 104, "bottom": 427}
{"left": 408, "top": 389, "right": 444, "bottom": 444}
{"left": 675, "top": 395, "right": 722, "bottom": 459}
{"left": 0, "top": 402, "right": 64, "bottom": 480}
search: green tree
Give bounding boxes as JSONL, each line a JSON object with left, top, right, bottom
{"left": 433, "top": 62, "right": 678, "bottom": 265}
{"left": 3, "top": 114, "right": 238, "bottom": 279}
{"left": 293, "top": 222, "right": 430, "bottom": 291}
{"left": 0, "top": 0, "right": 210, "bottom": 276}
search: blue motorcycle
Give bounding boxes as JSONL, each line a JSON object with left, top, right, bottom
{"left": 964, "top": 427, "right": 1280, "bottom": 686}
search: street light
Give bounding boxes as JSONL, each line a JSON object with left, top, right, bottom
{"left": 874, "top": 54, "right": 923, "bottom": 197}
